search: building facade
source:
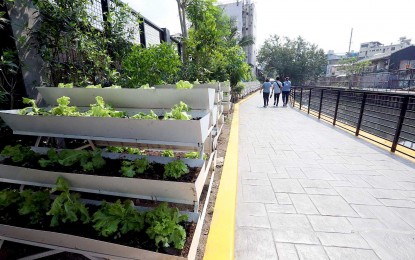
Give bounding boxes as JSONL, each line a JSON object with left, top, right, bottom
{"left": 358, "top": 37, "right": 411, "bottom": 59}
{"left": 219, "top": 0, "right": 257, "bottom": 75}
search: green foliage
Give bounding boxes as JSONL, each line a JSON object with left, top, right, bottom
{"left": 164, "top": 160, "right": 189, "bottom": 179}
{"left": 145, "top": 202, "right": 188, "bottom": 250}
{"left": 175, "top": 80, "right": 193, "bottom": 89}
{"left": 161, "top": 150, "right": 174, "bottom": 157}
{"left": 18, "top": 189, "right": 50, "bottom": 224}
{"left": 93, "top": 200, "right": 144, "bottom": 238}
{"left": 0, "top": 49, "right": 19, "bottom": 109}
{"left": 232, "top": 82, "right": 245, "bottom": 95}
{"left": 1, "top": 144, "right": 36, "bottom": 163}
{"left": 120, "top": 158, "right": 151, "bottom": 178}
{"left": 38, "top": 149, "right": 106, "bottom": 172}
{"left": 183, "top": 151, "right": 207, "bottom": 160}
{"left": 19, "top": 98, "right": 48, "bottom": 115}
{"left": 85, "top": 96, "right": 126, "bottom": 118}
{"left": 122, "top": 43, "right": 182, "bottom": 87}
{"left": 107, "top": 146, "right": 143, "bottom": 155}
{"left": 131, "top": 110, "right": 158, "bottom": 120}
{"left": 164, "top": 101, "right": 192, "bottom": 120}
{"left": 257, "top": 35, "right": 327, "bottom": 85}
{"left": 49, "top": 96, "right": 80, "bottom": 116}
{"left": 0, "top": 189, "right": 20, "bottom": 210}
{"left": 58, "top": 83, "right": 74, "bottom": 88}
{"left": 47, "top": 177, "right": 90, "bottom": 227}
{"left": 85, "top": 84, "right": 102, "bottom": 89}
{"left": 339, "top": 57, "right": 371, "bottom": 75}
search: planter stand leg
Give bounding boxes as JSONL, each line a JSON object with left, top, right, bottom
{"left": 194, "top": 201, "right": 199, "bottom": 213}
{"left": 75, "top": 140, "right": 96, "bottom": 150}
{"left": 19, "top": 249, "right": 63, "bottom": 260}
{"left": 34, "top": 136, "right": 42, "bottom": 147}
{"left": 0, "top": 239, "right": 3, "bottom": 249}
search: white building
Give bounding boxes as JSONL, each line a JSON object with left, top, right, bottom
{"left": 358, "top": 37, "right": 411, "bottom": 59}
{"left": 219, "top": 0, "right": 257, "bottom": 74}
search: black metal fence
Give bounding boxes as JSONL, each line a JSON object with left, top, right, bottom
{"left": 291, "top": 87, "right": 415, "bottom": 157}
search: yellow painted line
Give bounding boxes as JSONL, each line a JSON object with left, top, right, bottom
{"left": 203, "top": 89, "right": 258, "bottom": 260}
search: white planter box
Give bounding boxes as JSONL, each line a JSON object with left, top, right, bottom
{"left": 221, "top": 83, "right": 231, "bottom": 92}
{"left": 214, "top": 92, "right": 221, "bottom": 104}
{"left": 0, "top": 110, "right": 210, "bottom": 145}
{"left": 218, "top": 114, "right": 224, "bottom": 125}
{"left": 37, "top": 87, "right": 215, "bottom": 111}
{"left": 0, "top": 152, "right": 214, "bottom": 205}
{"left": 222, "top": 94, "right": 231, "bottom": 102}
{"left": 211, "top": 105, "right": 218, "bottom": 126}
{"left": 223, "top": 102, "right": 231, "bottom": 113}
{"left": 153, "top": 83, "right": 220, "bottom": 91}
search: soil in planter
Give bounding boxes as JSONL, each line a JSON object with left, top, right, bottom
{"left": 0, "top": 204, "right": 196, "bottom": 258}
{"left": 0, "top": 156, "right": 202, "bottom": 183}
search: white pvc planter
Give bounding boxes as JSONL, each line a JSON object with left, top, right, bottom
{"left": 0, "top": 110, "right": 210, "bottom": 145}
{"left": 211, "top": 105, "right": 218, "bottom": 126}
{"left": 153, "top": 83, "right": 220, "bottom": 91}
{"left": 223, "top": 102, "right": 231, "bottom": 113}
{"left": 0, "top": 152, "right": 213, "bottom": 205}
{"left": 218, "top": 114, "right": 225, "bottom": 125}
{"left": 37, "top": 87, "right": 215, "bottom": 111}
{"left": 220, "top": 82, "right": 231, "bottom": 92}
{"left": 222, "top": 94, "right": 231, "bottom": 102}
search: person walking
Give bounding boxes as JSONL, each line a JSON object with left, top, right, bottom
{"left": 282, "top": 77, "right": 292, "bottom": 107}
{"left": 272, "top": 77, "right": 282, "bottom": 106}
{"left": 260, "top": 78, "right": 272, "bottom": 107}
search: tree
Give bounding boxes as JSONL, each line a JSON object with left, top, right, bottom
{"left": 257, "top": 35, "right": 327, "bottom": 85}
{"left": 338, "top": 57, "right": 371, "bottom": 75}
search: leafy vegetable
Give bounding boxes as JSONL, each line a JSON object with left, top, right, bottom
{"left": 140, "top": 84, "right": 154, "bottom": 89}
{"left": 47, "top": 177, "right": 90, "bottom": 227}
{"left": 86, "top": 84, "right": 102, "bottom": 88}
{"left": 0, "top": 189, "right": 20, "bottom": 210}
{"left": 164, "top": 101, "right": 192, "bottom": 120}
{"left": 1, "top": 145, "right": 37, "bottom": 163}
{"left": 164, "top": 160, "right": 189, "bottom": 179}
{"left": 107, "top": 146, "right": 143, "bottom": 155}
{"left": 184, "top": 151, "right": 207, "bottom": 160}
{"left": 175, "top": 80, "right": 193, "bottom": 89}
{"left": 145, "top": 202, "right": 188, "bottom": 250}
{"left": 19, "top": 189, "right": 50, "bottom": 224}
{"left": 93, "top": 200, "right": 144, "bottom": 238}
{"left": 131, "top": 110, "right": 158, "bottom": 120}
{"left": 38, "top": 149, "right": 105, "bottom": 172}
{"left": 120, "top": 158, "right": 150, "bottom": 178}
{"left": 85, "top": 96, "right": 126, "bottom": 118}
{"left": 49, "top": 96, "right": 80, "bottom": 116}
{"left": 57, "top": 83, "right": 74, "bottom": 88}
{"left": 161, "top": 150, "right": 174, "bottom": 157}
{"left": 18, "top": 98, "right": 48, "bottom": 115}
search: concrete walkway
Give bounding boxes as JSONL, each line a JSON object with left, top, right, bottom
{"left": 235, "top": 94, "right": 415, "bottom": 260}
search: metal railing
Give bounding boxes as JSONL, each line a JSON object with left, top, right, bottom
{"left": 290, "top": 87, "right": 415, "bottom": 158}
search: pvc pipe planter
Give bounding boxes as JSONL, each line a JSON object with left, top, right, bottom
{"left": 0, "top": 152, "right": 213, "bottom": 205}
{"left": 223, "top": 102, "right": 232, "bottom": 113}
{"left": 153, "top": 83, "right": 221, "bottom": 91}
{"left": 0, "top": 110, "right": 211, "bottom": 146}
{"left": 0, "top": 169, "right": 216, "bottom": 260}
{"left": 222, "top": 94, "right": 231, "bottom": 102}
{"left": 37, "top": 87, "right": 215, "bottom": 111}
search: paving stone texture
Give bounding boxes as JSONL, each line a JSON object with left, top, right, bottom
{"left": 235, "top": 96, "right": 415, "bottom": 260}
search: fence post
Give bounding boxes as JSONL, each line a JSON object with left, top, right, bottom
{"left": 318, "top": 89, "right": 324, "bottom": 119}
{"left": 299, "top": 88, "right": 303, "bottom": 110}
{"left": 333, "top": 90, "right": 341, "bottom": 126}
{"left": 293, "top": 88, "right": 296, "bottom": 108}
{"left": 355, "top": 93, "right": 367, "bottom": 136}
{"left": 307, "top": 89, "right": 312, "bottom": 114}
{"left": 139, "top": 18, "right": 146, "bottom": 47}
{"left": 391, "top": 96, "right": 409, "bottom": 152}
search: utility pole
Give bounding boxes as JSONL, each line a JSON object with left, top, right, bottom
{"left": 348, "top": 28, "right": 353, "bottom": 56}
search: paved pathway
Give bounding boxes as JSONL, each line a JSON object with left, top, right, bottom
{"left": 235, "top": 95, "right": 415, "bottom": 260}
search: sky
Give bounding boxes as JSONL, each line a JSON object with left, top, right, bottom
{"left": 124, "top": 0, "right": 415, "bottom": 54}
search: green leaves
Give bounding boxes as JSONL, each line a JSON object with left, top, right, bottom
{"left": 19, "top": 190, "right": 51, "bottom": 224}
{"left": 122, "top": 43, "right": 182, "bottom": 87}
{"left": 93, "top": 200, "right": 144, "bottom": 238}
{"left": 145, "top": 202, "right": 188, "bottom": 250}
{"left": 175, "top": 80, "right": 193, "bottom": 89}
{"left": 164, "top": 101, "right": 192, "bottom": 120}
{"left": 38, "top": 149, "right": 106, "bottom": 172}
{"left": 50, "top": 96, "right": 80, "bottom": 116}
{"left": 57, "top": 83, "right": 74, "bottom": 88}
{"left": 1, "top": 145, "right": 37, "bottom": 163}
{"left": 47, "top": 177, "right": 90, "bottom": 227}
{"left": 120, "top": 158, "right": 151, "bottom": 178}
{"left": 164, "top": 160, "right": 189, "bottom": 179}
{"left": 131, "top": 110, "right": 158, "bottom": 120}
{"left": 19, "top": 98, "right": 48, "bottom": 115}
{"left": 85, "top": 96, "right": 126, "bottom": 118}
{"left": 161, "top": 150, "right": 174, "bottom": 157}
{"left": 0, "top": 189, "right": 20, "bottom": 210}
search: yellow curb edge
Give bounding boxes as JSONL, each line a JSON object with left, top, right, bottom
{"left": 203, "top": 91, "right": 257, "bottom": 260}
